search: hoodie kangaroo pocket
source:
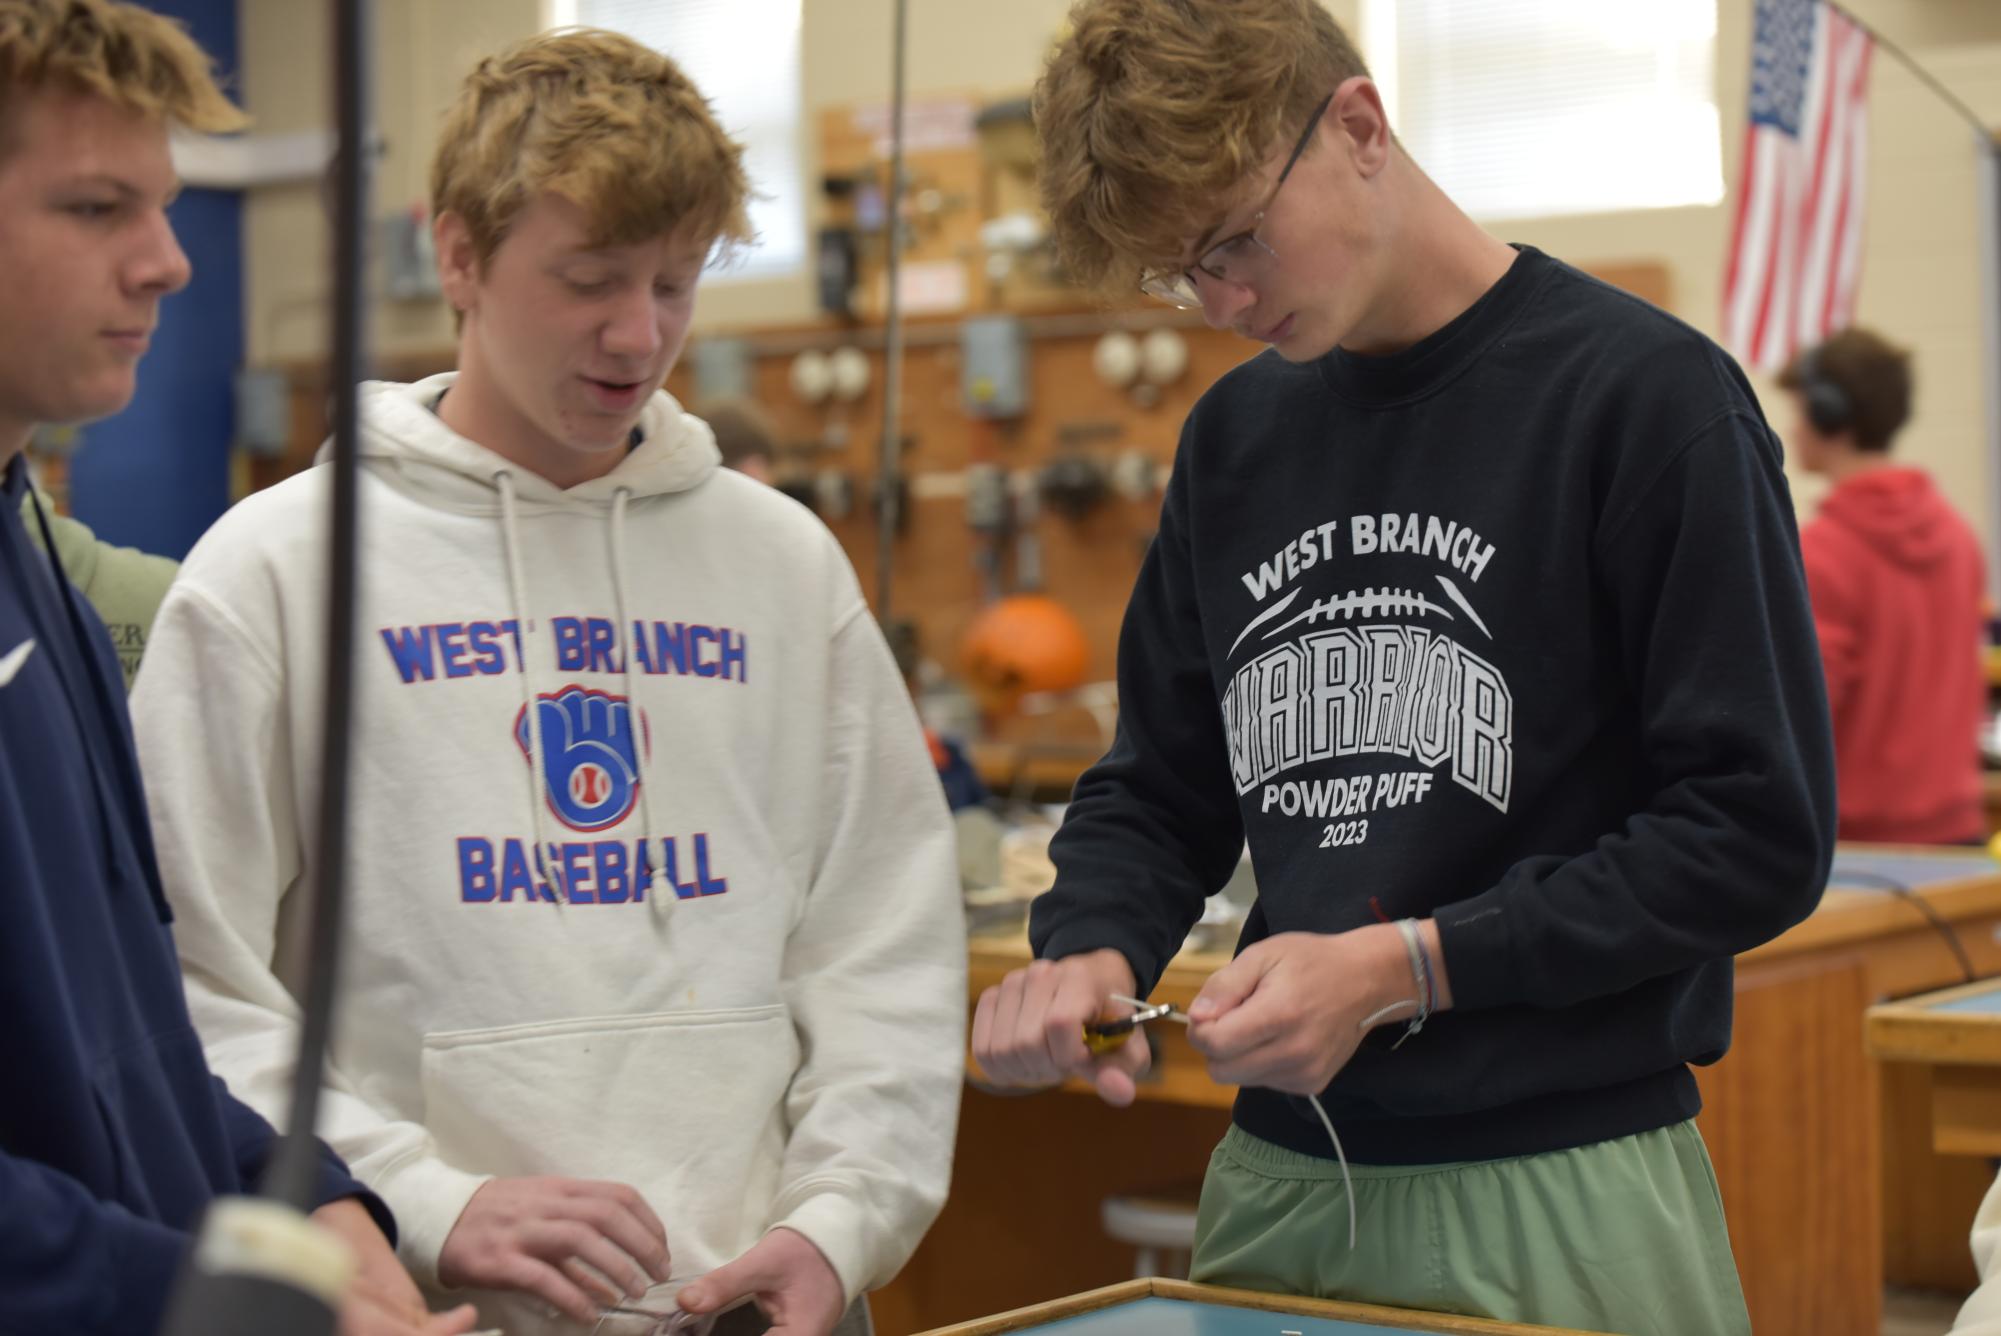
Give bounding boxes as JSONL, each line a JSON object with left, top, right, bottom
{"left": 418, "top": 1005, "right": 797, "bottom": 1275}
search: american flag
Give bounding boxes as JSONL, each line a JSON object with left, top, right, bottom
{"left": 1722, "top": 0, "right": 1874, "bottom": 372}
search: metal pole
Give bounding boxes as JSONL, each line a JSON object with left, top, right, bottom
{"left": 1832, "top": 3, "right": 1989, "bottom": 139}
{"left": 1980, "top": 138, "right": 2001, "bottom": 600}
{"left": 262, "top": 0, "right": 370, "bottom": 1211}
{"left": 875, "top": 0, "right": 910, "bottom": 616}
{"left": 161, "top": 5, "right": 374, "bottom": 1330}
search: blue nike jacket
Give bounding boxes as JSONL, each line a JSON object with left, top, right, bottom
{"left": 0, "top": 454, "right": 387, "bottom": 1334}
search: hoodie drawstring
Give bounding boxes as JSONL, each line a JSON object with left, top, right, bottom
{"left": 606, "top": 486, "right": 664, "bottom": 915}
{"left": 496, "top": 470, "right": 567, "bottom": 908}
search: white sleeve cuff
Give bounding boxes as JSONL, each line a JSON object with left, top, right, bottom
{"left": 768, "top": 1191, "right": 881, "bottom": 1306}
{"left": 369, "top": 1153, "right": 492, "bottom": 1289}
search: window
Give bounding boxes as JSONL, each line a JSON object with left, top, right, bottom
{"left": 548, "top": 0, "right": 806, "bottom": 280}
{"left": 1359, "top": 0, "right": 1724, "bottom": 221}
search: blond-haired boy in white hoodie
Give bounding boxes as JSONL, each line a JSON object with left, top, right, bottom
{"left": 130, "top": 28, "right": 965, "bottom": 1336}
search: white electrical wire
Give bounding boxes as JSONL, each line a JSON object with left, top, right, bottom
{"left": 1305, "top": 1093, "right": 1356, "bottom": 1253}
{"left": 1108, "top": 992, "right": 1420, "bottom": 1253}
{"left": 1313, "top": 995, "right": 1416, "bottom": 1254}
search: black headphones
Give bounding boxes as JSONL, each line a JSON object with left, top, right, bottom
{"left": 1794, "top": 346, "right": 1854, "bottom": 435}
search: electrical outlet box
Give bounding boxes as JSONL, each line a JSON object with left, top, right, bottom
{"left": 692, "top": 338, "right": 752, "bottom": 403}
{"left": 961, "top": 315, "right": 1028, "bottom": 419}
{"left": 234, "top": 367, "right": 292, "bottom": 458}
{"left": 382, "top": 209, "right": 440, "bottom": 301}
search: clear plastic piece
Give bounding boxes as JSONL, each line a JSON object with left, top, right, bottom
{"left": 591, "top": 1276, "right": 755, "bottom": 1336}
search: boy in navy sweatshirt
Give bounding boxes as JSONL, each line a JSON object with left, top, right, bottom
{"left": 0, "top": 3, "right": 471, "bottom": 1332}
{"left": 972, "top": 2, "right": 1837, "bottom": 1333}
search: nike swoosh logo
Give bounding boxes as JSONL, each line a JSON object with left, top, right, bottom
{"left": 0, "top": 638, "right": 36, "bottom": 687}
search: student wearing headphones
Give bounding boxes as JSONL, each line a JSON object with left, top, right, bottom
{"left": 1779, "top": 328, "right": 1988, "bottom": 844}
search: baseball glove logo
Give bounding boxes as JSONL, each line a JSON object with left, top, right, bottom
{"left": 514, "top": 686, "right": 651, "bottom": 832}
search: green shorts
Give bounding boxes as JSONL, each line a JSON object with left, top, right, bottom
{"left": 1189, "top": 1120, "right": 1749, "bottom": 1336}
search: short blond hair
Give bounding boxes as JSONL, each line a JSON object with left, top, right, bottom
{"left": 1035, "top": 0, "right": 1370, "bottom": 293}
{"left": 431, "top": 27, "right": 754, "bottom": 271}
{"left": 0, "top": 0, "right": 245, "bottom": 136}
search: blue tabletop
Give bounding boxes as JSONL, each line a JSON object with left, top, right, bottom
{"left": 1827, "top": 852, "right": 1998, "bottom": 891}
{"left": 1932, "top": 985, "right": 2001, "bottom": 1016}
{"left": 1004, "top": 1298, "right": 1454, "bottom": 1335}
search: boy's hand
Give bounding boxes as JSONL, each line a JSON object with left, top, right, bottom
{"left": 971, "top": 948, "right": 1150, "bottom": 1105}
{"left": 437, "top": 1176, "right": 670, "bottom": 1323}
{"left": 675, "top": 1228, "right": 843, "bottom": 1336}
{"left": 310, "top": 1198, "right": 479, "bottom": 1336}
{"left": 1186, "top": 922, "right": 1448, "bottom": 1094}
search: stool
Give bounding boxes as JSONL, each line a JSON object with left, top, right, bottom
{"left": 1100, "top": 1186, "right": 1201, "bottom": 1279}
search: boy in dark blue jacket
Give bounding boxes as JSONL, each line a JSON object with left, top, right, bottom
{"left": 0, "top": 3, "right": 473, "bottom": 1332}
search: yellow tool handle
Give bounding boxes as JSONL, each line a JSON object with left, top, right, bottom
{"left": 1081, "top": 1021, "right": 1134, "bottom": 1056}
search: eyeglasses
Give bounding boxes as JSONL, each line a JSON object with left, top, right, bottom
{"left": 1138, "top": 94, "right": 1333, "bottom": 309}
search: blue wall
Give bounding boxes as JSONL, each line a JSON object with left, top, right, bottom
{"left": 68, "top": 0, "right": 240, "bottom": 560}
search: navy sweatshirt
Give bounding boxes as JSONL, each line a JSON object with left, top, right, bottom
{"left": 1032, "top": 247, "right": 1837, "bottom": 1164}
{"left": 0, "top": 455, "right": 384, "bottom": 1333}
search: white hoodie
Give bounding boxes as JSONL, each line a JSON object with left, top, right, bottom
{"left": 130, "top": 374, "right": 967, "bottom": 1331}
{"left": 1957, "top": 1171, "right": 2001, "bottom": 1334}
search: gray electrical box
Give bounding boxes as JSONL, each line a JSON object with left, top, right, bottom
{"left": 381, "top": 209, "right": 441, "bottom": 301}
{"left": 691, "top": 337, "right": 753, "bottom": 403}
{"left": 961, "top": 315, "right": 1028, "bottom": 419}
{"left": 234, "top": 366, "right": 292, "bottom": 458}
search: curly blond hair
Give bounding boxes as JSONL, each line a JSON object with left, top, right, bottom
{"left": 1035, "top": 0, "right": 1370, "bottom": 293}
{"left": 431, "top": 27, "right": 755, "bottom": 272}
{"left": 0, "top": 0, "right": 245, "bottom": 136}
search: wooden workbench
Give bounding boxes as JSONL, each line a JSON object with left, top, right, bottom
{"left": 1868, "top": 977, "right": 2001, "bottom": 1158}
{"left": 915, "top": 1278, "right": 1610, "bottom": 1335}
{"left": 869, "top": 847, "right": 2001, "bottom": 1336}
